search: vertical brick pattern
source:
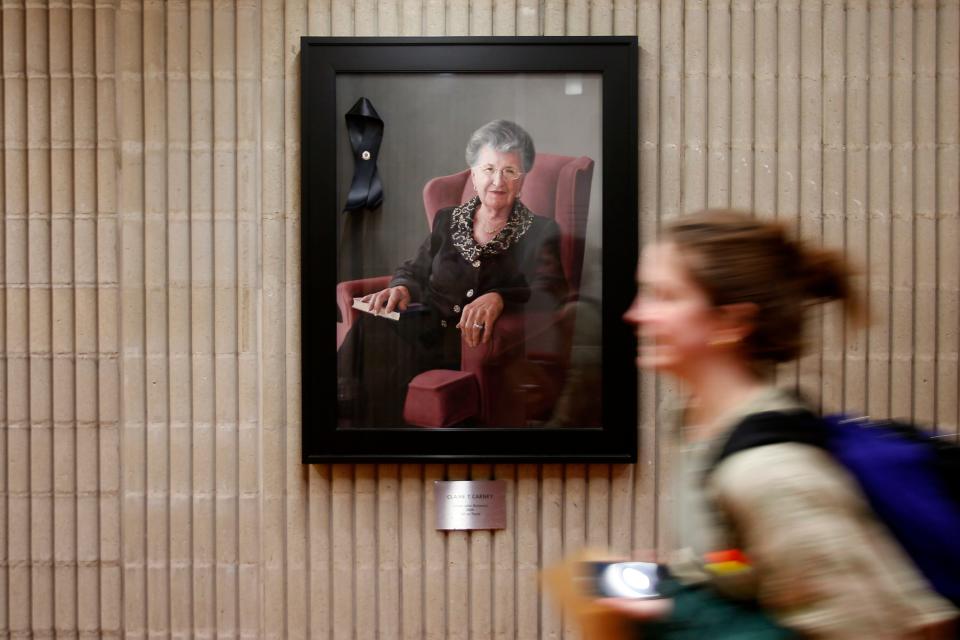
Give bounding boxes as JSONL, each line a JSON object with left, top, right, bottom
{"left": 166, "top": 1, "right": 193, "bottom": 635}
{"left": 0, "top": 1, "right": 958, "bottom": 638}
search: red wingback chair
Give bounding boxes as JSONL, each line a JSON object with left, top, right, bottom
{"left": 336, "top": 153, "right": 594, "bottom": 426}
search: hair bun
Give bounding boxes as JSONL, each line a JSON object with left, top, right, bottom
{"left": 796, "top": 244, "right": 864, "bottom": 321}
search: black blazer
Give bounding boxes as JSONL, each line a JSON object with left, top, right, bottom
{"left": 389, "top": 205, "right": 569, "bottom": 321}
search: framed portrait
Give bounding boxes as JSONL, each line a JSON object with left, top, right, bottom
{"left": 301, "top": 36, "right": 638, "bottom": 462}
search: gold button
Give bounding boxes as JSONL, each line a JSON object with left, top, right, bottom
{"left": 472, "top": 260, "right": 481, "bottom": 268}
{"left": 453, "top": 305, "right": 461, "bottom": 313}
{"left": 466, "top": 289, "right": 474, "bottom": 297}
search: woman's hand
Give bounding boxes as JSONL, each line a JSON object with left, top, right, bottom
{"left": 363, "top": 285, "right": 411, "bottom": 315}
{"left": 457, "top": 292, "right": 504, "bottom": 348}
{"left": 596, "top": 596, "right": 673, "bottom": 621}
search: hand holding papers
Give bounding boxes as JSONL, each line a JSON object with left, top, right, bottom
{"left": 353, "top": 297, "right": 426, "bottom": 321}
{"left": 353, "top": 297, "right": 401, "bottom": 320}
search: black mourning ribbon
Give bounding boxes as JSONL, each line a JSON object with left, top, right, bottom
{"left": 344, "top": 97, "right": 384, "bottom": 212}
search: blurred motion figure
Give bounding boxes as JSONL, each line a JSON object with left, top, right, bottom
{"left": 615, "top": 210, "right": 957, "bottom": 638}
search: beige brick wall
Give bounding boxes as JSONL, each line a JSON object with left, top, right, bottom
{"left": 1, "top": 0, "right": 957, "bottom": 637}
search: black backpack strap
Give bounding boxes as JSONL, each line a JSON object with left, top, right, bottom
{"left": 713, "top": 410, "right": 830, "bottom": 471}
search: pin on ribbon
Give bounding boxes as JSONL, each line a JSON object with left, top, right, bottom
{"left": 344, "top": 97, "right": 384, "bottom": 212}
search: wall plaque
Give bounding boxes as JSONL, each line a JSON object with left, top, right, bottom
{"left": 435, "top": 480, "right": 506, "bottom": 530}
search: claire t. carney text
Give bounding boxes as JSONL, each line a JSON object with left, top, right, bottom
{"left": 446, "top": 494, "right": 494, "bottom": 500}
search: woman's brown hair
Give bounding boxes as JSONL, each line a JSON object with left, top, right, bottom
{"left": 664, "top": 209, "right": 864, "bottom": 366}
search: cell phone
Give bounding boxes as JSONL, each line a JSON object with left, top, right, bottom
{"left": 579, "top": 561, "right": 664, "bottom": 599}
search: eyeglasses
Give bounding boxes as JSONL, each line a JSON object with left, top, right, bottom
{"left": 474, "top": 165, "right": 523, "bottom": 182}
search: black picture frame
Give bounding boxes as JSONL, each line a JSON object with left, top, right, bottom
{"left": 302, "top": 36, "right": 638, "bottom": 463}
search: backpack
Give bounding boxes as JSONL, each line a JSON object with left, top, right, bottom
{"left": 713, "top": 409, "right": 960, "bottom": 609}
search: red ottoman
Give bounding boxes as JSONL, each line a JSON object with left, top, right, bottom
{"left": 403, "top": 370, "right": 479, "bottom": 427}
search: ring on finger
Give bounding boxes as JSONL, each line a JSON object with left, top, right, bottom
{"left": 473, "top": 322, "right": 484, "bottom": 329}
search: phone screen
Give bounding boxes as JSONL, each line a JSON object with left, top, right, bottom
{"left": 580, "top": 561, "right": 664, "bottom": 599}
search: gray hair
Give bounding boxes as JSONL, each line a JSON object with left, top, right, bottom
{"left": 464, "top": 120, "right": 536, "bottom": 172}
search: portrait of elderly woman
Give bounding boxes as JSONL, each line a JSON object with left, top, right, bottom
{"left": 337, "top": 119, "right": 593, "bottom": 428}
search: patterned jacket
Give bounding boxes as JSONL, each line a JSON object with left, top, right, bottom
{"left": 388, "top": 198, "right": 568, "bottom": 320}
{"left": 664, "top": 387, "right": 957, "bottom": 638}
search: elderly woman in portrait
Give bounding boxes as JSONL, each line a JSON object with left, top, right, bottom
{"left": 338, "top": 119, "right": 569, "bottom": 427}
